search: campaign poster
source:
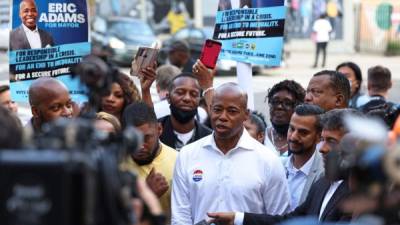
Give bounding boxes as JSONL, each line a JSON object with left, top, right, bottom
{"left": 9, "top": 0, "right": 90, "bottom": 102}
{"left": 214, "top": 0, "right": 285, "bottom": 66}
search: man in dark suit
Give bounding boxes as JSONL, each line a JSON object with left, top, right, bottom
{"left": 218, "top": 0, "right": 252, "bottom": 10}
{"left": 207, "top": 109, "right": 361, "bottom": 225}
{"left": 10, "top": 0, "right": 54, "bottom": 51}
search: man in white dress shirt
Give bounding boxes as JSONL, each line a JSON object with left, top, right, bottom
{"left": 171, "top": 83, "right": 290, "bottom": 225}
{"left": 10, "top": 0, "right": 54, "bottom": 51}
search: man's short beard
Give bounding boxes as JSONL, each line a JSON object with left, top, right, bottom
{"left": 133, "top": 141, "right": 160, "bottom": 166}
{"left": 288, "top": 142, "right": 315, "bottom": 155}
{"left": 288, "top": 146, "right": 306, "bottom": 155}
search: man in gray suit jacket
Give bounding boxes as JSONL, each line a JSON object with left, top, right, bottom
{"left": 284, "top": 104, "right": 325, "bottom": 211}
{"left": 10, "top": 0, "right": 54, "bottom": 51}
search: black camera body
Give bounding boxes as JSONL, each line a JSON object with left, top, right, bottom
{"left": 360, "top": 97, "right": 400, "bottom": 129}
{"left": 0, "top": 55, "right": 143, "bottom": 225}
{"left": 0, "top": 150, "right": 97, "bottom": 225}
{"left": 325, "top": 136, "right": 387, "bottom": 186}
{"left": 0, "top": 119, "right": 141, "bottom": 225}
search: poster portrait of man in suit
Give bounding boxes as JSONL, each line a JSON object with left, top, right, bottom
{"left": 218, "top": 0, "right": 252, "bottom": 11}
{"left": 10, "top": 0, "right": 54, "bottom": 51}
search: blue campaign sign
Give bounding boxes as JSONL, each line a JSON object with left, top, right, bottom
{"left": 9, "top": 0, "right": 90, "bottom": 102}
{"left": 214, "top": 0, "right": 286, "bottom": 66}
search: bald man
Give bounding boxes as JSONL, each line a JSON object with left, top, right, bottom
{"left": 171, "top": 83, "right": 290, "bottom": 225}
{"left": 10, "top": 0, "right": 54, "bottom": 51}
{"left": 28, "top": 77, "right": 73, "bottom": 133}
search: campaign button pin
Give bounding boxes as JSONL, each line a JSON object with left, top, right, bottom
{"left": 193, "top": 169, "right": 203, "bottom": 182}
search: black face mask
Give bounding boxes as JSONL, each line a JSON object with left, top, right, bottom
{"left": 170, "top": 104, "right": 197, "bottom": 124}
{"left": 271, "top": 121, "right": 290, "bottom": 136}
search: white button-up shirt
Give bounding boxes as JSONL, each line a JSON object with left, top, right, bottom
{"left": 285, "top": 152, "right": 316, "bottom": 211}
{"left": 312, "top": 18, "right": 333, "bottom": 43}
{"left": 22, "top": 24, "right": 42, "bottom": 49}
{"left": 171, "top": 129, "right": 291, "bottom": 225}
{"left": 319, "top": 180, "right": 344, "bottom": 220}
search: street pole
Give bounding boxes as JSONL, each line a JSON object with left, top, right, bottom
{"left": 237, "top": 62, "right": 254, "bottom": 110}
{"left": 194, "top": 0, "right": 203, "bottom": 28}
{"left": 140, "top": 0, "right": 146, "bottom": 21}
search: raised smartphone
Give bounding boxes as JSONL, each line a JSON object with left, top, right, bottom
{"left": 131, "top": 47, "right": 158, "bottom": 76}
{"left": 200, "top": 39, "right": 222, "bottom": 69}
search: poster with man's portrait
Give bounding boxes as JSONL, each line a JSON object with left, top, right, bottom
{"left": 9, "top": 0, "right": 90, "bottom": 102}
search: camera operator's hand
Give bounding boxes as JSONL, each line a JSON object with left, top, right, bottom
{"left": 132, "top": 179, "right": 165, "bottom": 225}
{"left": 146, "top": 167, "right": 169, "bottom": 198}
{"left": 138, "top": 62, "right": 157, "bottom": 108}
{"left": 136, "top": 179, "right": 163, "bottom": 216}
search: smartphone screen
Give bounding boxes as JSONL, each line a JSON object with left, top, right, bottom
{"left": 200, "top": 39, "right": 222, "bottom": 69}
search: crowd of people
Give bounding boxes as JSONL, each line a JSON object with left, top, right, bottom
{"left": 1, "top": 39, "right": 400, "bottom": 225}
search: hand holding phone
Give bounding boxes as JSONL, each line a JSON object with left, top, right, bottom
{"left": 200, "top": 39, "right": 222, "bottom": 69}
{"left": 131, "top": 47, "right": 158, "bottom": 77}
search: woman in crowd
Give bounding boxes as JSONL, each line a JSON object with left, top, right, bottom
{"left": 100, "top": 72, "right": 141, "bottom": 121}
{"left": 95, "top": 111, "right": 122, "bottom": 134}
{"left": 265, "top": 80, "right": 305, "bottom": 156}
{"left": 336, "top": 61, "right": 368, "bottom": 108}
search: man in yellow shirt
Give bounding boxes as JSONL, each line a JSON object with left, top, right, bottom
{"left": 120, "top": 102, "right": 177, "bottom": 221}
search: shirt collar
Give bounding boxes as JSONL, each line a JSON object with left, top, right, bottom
{"left": 22, "top": 23, "right": 38, "bottom": 33}
{"left": 285, "top": 150, "right": 317, "bottom": 176}
{"left": 331, "top": 179, "right": 344, "bottom": 187}
{"left": 203, "top": 128, "right": 255, "bottom": 154}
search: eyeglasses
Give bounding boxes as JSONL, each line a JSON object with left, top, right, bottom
{"left": 268, "top": 99, "right": 296, "bottom": 109}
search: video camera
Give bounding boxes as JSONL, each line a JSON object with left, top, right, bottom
{"left": 0, "top": 55, "right": 142, "bottom": 225}
{"left": 325, "top": 133, "right": 400, "bottom": 187}
{"left": 324, "top": 137, "right": 400, "bottom": 224}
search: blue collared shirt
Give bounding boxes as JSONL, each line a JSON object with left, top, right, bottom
{"left": 285, "top": 152, "right": 316, "bottom": 211}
